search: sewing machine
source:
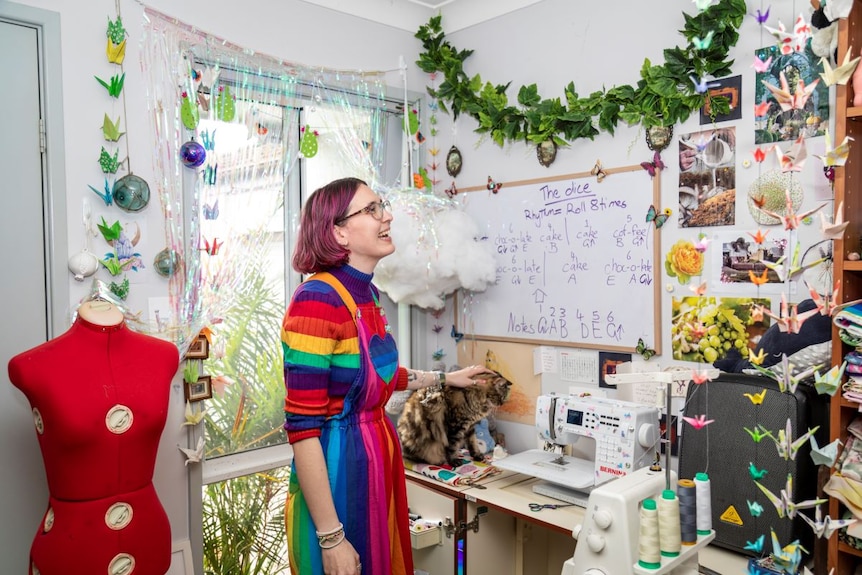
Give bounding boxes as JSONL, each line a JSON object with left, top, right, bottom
{"left": 561, "top": 464, "right": 714, "bottom": 575}
{"left": 494, "top": 394, "right": 660, "bottom": 502}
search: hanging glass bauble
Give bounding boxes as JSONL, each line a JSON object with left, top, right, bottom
{"left": 180, "top": 139, "right": 206, "bottom": 168}
{"left": 153, "top": 248, "right": 182, "bottom": 278}
{"left": 112, "top": 174, "right": 151, "bottom": 212}
{"left": 68, "top": 248, "right": 100, "bottom": 281}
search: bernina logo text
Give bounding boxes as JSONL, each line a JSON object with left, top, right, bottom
{"left": 599, "top": 466, "right": 626, "bottom": 476}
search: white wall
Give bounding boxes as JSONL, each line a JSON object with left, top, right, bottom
{"left": 418, "top": 0, "right": 830, "bottom": 446}
{"left": 6, "top": 0, "right": 419, "bottom": 558}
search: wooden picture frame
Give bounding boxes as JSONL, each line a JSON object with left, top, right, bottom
{"left": 184, "top": 334, "right": 209, "bottom": 360}
{"left": 184, "top": 375, "right": 212, "bottom": 402}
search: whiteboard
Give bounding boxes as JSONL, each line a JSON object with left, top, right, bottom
{"left": 457, "top": 166, "right": 661, "bottom": 353}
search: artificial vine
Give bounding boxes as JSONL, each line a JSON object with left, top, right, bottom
{"left": 415, "top": 0, "right": 746, "bottom": 148}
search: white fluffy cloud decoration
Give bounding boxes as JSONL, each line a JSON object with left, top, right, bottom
{"left": 374, "top": 189, "right": 496, "bottom": 310}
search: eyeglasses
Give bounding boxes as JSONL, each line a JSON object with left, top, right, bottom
{"left": 336, "top": 200, "right": 391, "bottom": 224}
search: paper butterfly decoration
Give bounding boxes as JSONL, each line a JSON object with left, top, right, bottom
{"left": 486, "top": 176, "right": 502, "bottom": 194}
{"left": 763, "top": 14, "right": 812, "bottom": 55}
{"left": 682, "top": 414, "right": 714, "bottom": 429}
{"left": 450, "top": 325, "right": 464, "bottom": 343}
{"left": 774, "top": 136, "right": 807, "bottom": 172}
{"left": 203, "top": 200, "right": 219, "bottom": 220}
{"left": 813, "top": 362, "right": 847, "bottom": 397}
{"left": 182, "top": 400, "right": 206, "bottom": 427}
{"left": 640, "top": 151, "right": 665, "bottom": 177}
{"left": 819, "top": 47, "right": 861, "bottom": 86}
{"left": 689, "top": 281, "right": 707, "bottom": 296}
{"left": 756, "top": 188, "right": 826, "bottom": 231}
{"left": 178, "top": 436, "right": 205, "bottom": 466}
{"left": 646, "top": 205, "right": 671, "bottom": 229}
{"left": 749, "top": 348, "right": 767, "bottom": 366}
{"left": 591, "top": 159, "right": 608, "bottom": 183}
{"left": 636, "top": 338, "right": 656, "bottom": 360}
{"left": 444, "top": 182, "right": 458, "bottom": 198}
{"left": 89, "top": 179, "right": 113, "bottom": 207}
{"left": 749, "top": 461, "right": 768, "bottom": 480}
{"left": 744, "top": 533, "right": 765, "bottom": 553}
{"left": 747, "top": 229, "right": 769, "bottom": 244}
{"left": 755, "top": 474, "right": 827, "bottom": 518}
{"left": 693, "top": 234, "right": 710, "bottom": 253}
{"left": 201, "top": 237, "right": 223, "bottom": 256}
{"left": 809, "top": 436, "right": 842, "bottom": 467}
{"left": 751, "top": 6, "right": 770, "bottom": 24}
{"left": 432, "top": 348, "right": 445, "bottom": 361}
{"left": 816, "top": 132, "right": 854, "bottom": 168}
{"left": 744, "top": 388, "right": 767, "bottom": 405}
{"left": 799, "top": 504, "right": 857, "bottom": 539}
{"left": 761, "top": 71, "right": 820, "bottom": 112}
{"left": 752, "top": 54, "right": 773, "bottom": 73}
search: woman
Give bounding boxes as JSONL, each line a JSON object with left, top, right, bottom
{"left": 282, "top": 177, "right": 491, "bottom": 575}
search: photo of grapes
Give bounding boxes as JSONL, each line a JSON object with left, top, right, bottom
{"left": 671, "top": 296, "right": 771, "bottom": 363}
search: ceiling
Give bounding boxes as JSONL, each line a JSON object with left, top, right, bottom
{"left": 300, "top": 0, "right": 545, "bottom": 33}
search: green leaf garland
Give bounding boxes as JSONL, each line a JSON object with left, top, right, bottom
{"left": 415, "top": 0, "right": 746, "bottom": 147}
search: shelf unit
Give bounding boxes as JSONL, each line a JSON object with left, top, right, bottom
{"left": 829, "top": 6, "right": 862, "bottom": 574}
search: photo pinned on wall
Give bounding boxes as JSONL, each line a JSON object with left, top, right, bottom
{"left": 598, "top": 351, "right": 632, "bottom": 389}
{"left": 712, "top": 230, "right": 788, "bottom": 291}
{"left": 678, "top": 127, "right": 736, "bottom": 228}
{"left": 671, "top": 296, "right": 771, "bottom": 364}
{"left": 754, "top": 43, "right": 829, "bottom": 144}
{"left": 185, "top": 375, "right": 213, "bottom": 403}
{"left": 699, "top": 75, "right": 742, "bottom": 124}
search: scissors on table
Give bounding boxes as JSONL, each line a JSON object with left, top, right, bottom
{"left": 529, "top": 502, "right": 576, "bottom": 512}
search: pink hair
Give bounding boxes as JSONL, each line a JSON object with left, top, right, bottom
{"left": 291, "top": 177, "right": 366, "bottom": 273}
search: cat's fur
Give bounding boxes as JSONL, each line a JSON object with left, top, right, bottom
{"left": 397, "top": 372, "right": 512, "bottom": 466}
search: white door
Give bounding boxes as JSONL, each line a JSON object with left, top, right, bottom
{"left": 0, "top": 7, "right": 66, "bottom": 572}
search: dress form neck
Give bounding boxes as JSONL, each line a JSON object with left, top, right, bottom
{"left": 76, "top": 300, "right": 125, "bottom": 327}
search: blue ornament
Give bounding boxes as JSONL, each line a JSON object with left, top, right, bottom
{"left": 180, "top": 139, "right": 206, "bottom": 168}
{"left": 112, "top": 174, "right": 150, "bottom": 212}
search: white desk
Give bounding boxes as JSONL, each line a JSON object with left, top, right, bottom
{"left": 406, "top": 467, "right": 752, "bottom": 575}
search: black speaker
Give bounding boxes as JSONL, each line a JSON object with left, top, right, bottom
{"left": 677, "top": 372, "right": 829, "bottom": 555}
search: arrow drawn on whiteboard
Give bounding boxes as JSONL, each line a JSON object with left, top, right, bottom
{"left": 533, "top": 289, "right": 547, "bottom": 304}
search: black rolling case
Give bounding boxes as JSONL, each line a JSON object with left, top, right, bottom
{"left": 677, "top": 372, "right": 829, "bottom": 556}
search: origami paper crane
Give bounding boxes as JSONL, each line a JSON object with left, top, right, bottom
{"left": 809, "top": 436, "right": 842, "bottom": 467}
{"left": 819, "top": 200, "right": 850, "bottom": 240}
{"left": 749, "top": 349, "right": 768, "bottom": 366}
{"left": 769, "top": 529, "right": 807, "bottom": 574}
{"left": 745, "top": 425, "right": 773, "bottom": 442}
{"left": 799, "top": 504, "right": 857, "bottom": 538}
{"left": 748, "top": 229, "right": 770, "bottom": 244}
{"left": 744, "top": 388, "right": 767, "bottom": 405}
{"left": 756, "top": 188, "right": 826, "bottom": 230}
{"left": 748, "top": 500, "right": 765, "bottom": 518}
{"left": 766, "top": 418, "right": 821, "bottom": 461}
{"left": 178, "top": 436, "right": 205, "bottom": 466}
{"left": 745, "top": 533, "right": 765, "bottom": 552}
{"left": 774, "top": 136, "right": 808, "bottom": 172}
{"left": 182, "top": 400, "right": 206, "bottom": 427}
{"left": 813, "top": 362, "right": 847, "bottom": 396}
{"left": 815, "top": 131, "right": 854, "bottom": 168}
{"left": 690, "top": 369, "right": 712, "bottom": 385}
{"left": 752, "top": 54, "right": 773, "bottom": 73}
{"left": 819, "top": 47, "right": 862, "bottom": 86}
{"left": 764, "top": 14, "right": 812, "bottom": 55}
{"left": 755, "top": 294, "right": 821, "bottom": 335}
{"left": 682, "top": 414, "right": 715, "bottom": 429}
{"left": 761, "top": 70, "right": 820, "bottom": 112}
{"left": 755, "top": 474, "right": 827, "bottom": 518}
{"left": 749, "top": 461, "right": 769, "bottom": 480}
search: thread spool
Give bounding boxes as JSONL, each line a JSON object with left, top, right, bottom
{"left": 694, "top": 472, "right": 712, "bottom": 535}
{"left": 658, "top": 489, "right": 681, "bottom": 557}
{"left": 678, "top": 479, "right": 698, "bottom": 545}
{"left": 638, "top": 498, "right": 661, "bottom": 569}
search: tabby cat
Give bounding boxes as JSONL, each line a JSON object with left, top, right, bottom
{"left": 397, "top": 371, "right": 512, "bottom": 466}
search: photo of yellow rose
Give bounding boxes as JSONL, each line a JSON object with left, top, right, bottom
{"left": 665, "top": 239, "right": 704, "bottom": 284}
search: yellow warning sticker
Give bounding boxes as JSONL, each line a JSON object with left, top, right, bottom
{"left": 720, "top": 505, "right": 743, "bottom": 526}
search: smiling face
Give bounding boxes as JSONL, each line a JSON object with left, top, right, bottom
{"left": 333, "top": 184, "right": 394, "bottom": 273}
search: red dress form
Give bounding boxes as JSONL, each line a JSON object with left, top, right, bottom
{"left": 7, "top": 301, "right": 179, "bottom": 575}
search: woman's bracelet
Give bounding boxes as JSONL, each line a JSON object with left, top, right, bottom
{"left": 319, "top": 531, "right": 346, "bottom": 549}
{"left": 316, "top": 522, "right": 344, "bottom": 537}
{"left": 317, "top": 522, "right": 345, "bottom": 548}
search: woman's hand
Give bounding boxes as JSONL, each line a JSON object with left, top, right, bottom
{"left": 445, "top": 365, "right": 495, "bottom": 388}
{"left": 321, "top": 538, "right": 361, "bottom": 575}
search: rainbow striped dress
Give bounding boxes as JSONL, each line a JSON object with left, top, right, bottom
{"left": 282, "top": 266, "right": 412, "bottom": 575}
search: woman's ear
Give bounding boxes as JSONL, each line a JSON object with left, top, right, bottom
{"left": 332, "top": 223, "right": 349, "bottom": 247}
